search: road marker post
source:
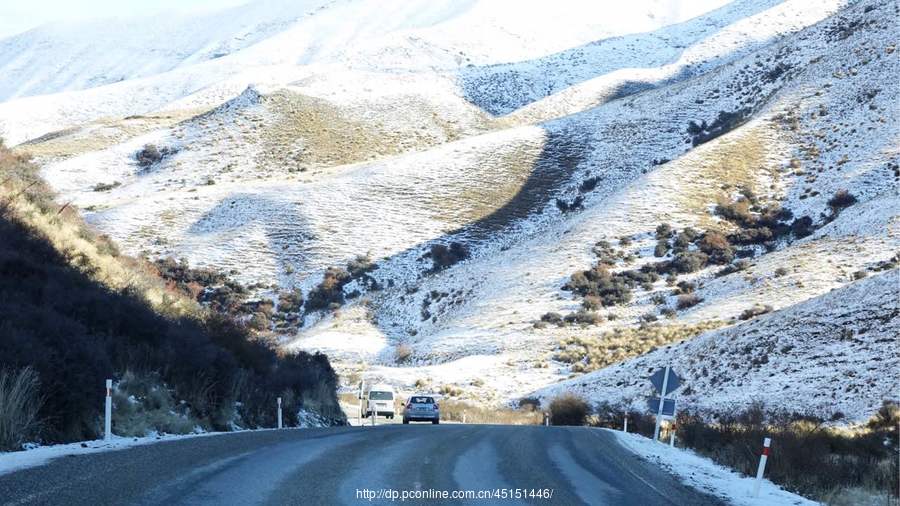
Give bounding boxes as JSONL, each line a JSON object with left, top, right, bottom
{"left": 753, "top": 437, "right": 771, "bottom": 497}
{"left": 653, "top": 365, "right": 670, "bottom": 442}
{"left": 104, "top": 379, "right": 113, "bottom": 441}
{"left": 623, "top": 415, "right": 628, "bottom": 433}
{"left": 462, "top": 412, "right": 466, "bottom": 424}
{"left": 277, "top": 397, "right": 283, "bottom": 429}
{"left": 357, "top": 381, "right": 364, "bottom": 426}
{"left": 669, "top": 423, "right": 675, "bottom": 447}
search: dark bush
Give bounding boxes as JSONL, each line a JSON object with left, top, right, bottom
{"left": 790, "top": 216, "right": 815, "bottom": 238}
{"left": 668, "top": 251, "right": 709, "bottom": 274}
{"left": 135, "top": 144, "right": 174, "bottom": 168}
{"left": 0, "top": 216, "right": 343, "bottom": 444}
{"left": 305, "top": 267, "right": 351, "bottom": 312}
{"left": 540, "top": 312, "right": 563, "bottom": 324}
{"left": 655, "top": 223, "right": 673, "bottom": 239}
{"left": 676, "top": 280, "right": 696, "bottom": 294}
{"left": 677, "top": 403, "right": 899, "bottom": 502}
{"left": 739, "top": 304, "right": 773, "bottom": 320}
{"left": 549, "top": 393, "right": 589, "bottom": 426}
{"left": 579, "top": 176, "right": 601, "bottom": 193}
{"left": 698, "top": 231, "right": 734, "bottom": 264}
{"left": 429, "top": 242, "right": 469, "bottom": 271}
{"left": 654, "top": 239, "right": 669, "bottom": 257}
{"left": 716, "top": 259, "right": 750, "bottom": 277}
{"left": 827, "top": 189, "right": 857, "bottom": 210}
{"left": 563, "top": 310, "right": 603, "bottom": 325}
{"left": 676, "top": 293, "right": 703, "bottom": 310}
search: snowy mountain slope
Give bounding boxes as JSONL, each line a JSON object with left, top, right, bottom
{"left": 3, "top": 0, "right": 897, "bottom": 418}
{"left": 0, "top": 0, "right": 333, "bottom": 101}
{"left": 535, "top": 270, "right": 899, "bottom": 422}
{"left": 0, "top": 0, "right": 734, "bottom": 145}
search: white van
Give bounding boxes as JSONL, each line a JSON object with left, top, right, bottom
{"left": 365, "top": 384, "right": 396, "bottom": 419}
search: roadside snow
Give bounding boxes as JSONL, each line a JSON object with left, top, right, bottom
{"left": 0, "top": 409, "right": 333, "bottom": 477}
{"left": 610, "top": 429, "right": 819, "bottom": 506}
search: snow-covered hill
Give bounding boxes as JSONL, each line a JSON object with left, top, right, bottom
{"left": 2, "top": 0, "right": 896, "bottom": 420}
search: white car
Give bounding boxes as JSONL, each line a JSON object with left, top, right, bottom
{"left": 365, "top": 384, "right": 396, "bottom": 419}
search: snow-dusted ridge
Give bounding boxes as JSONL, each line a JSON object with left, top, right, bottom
{"left": 2, "top": 0, "right": 897, "bottom": 419}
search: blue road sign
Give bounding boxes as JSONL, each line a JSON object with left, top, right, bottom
{"left": 647, "top": 397, "right": 676, "bottom": 417}
{"left": 650, "top": 368, "right": 682, "bottom": 396}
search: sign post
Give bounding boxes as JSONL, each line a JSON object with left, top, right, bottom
{"left": 277, "top": 397, "right": 283, "bottom": 429}
{"left": 357, "top": 381, "right": 364, "bottom": 426}
{"left": 104, "top": 379, "right": 112, "bottom": 441}
{"left": 650, "top": 366, "right": 681, "bottom": 442}
{"left": 753, "top": 438, "right": 771, "bottom": 497}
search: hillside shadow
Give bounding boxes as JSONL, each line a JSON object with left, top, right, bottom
{"left": 456, "top": 0, "right": 785, "bottom": 115}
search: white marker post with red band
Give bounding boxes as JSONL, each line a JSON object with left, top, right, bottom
{"left": 753, "top": 437, "right": 771, "bottom": 497}
{"left": 104, "top": 379, "right": 112, "bottom": 441}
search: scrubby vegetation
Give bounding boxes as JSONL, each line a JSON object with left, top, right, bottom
{"left": 135, "top": 143, "right": 175, "bottom": 168}
{"left": 427, "top": 242, "right": 469, "bottom": 272}
{"left": 305, "top": 254, "right": 378, "bottom": 312}
{"left": 592, "top": 401, "right": 899, "bottom": 504}
{"left": 555, "top": 321, "right": 723, "bottom": 374}
{"left": 549, "top": 393, "right": 589, "bottom": 426}
{"left": 0, "top": 139, "right": 344, "bottom": 448}
{"left": 438, "top": 399, "right": 542, "bottom": 425}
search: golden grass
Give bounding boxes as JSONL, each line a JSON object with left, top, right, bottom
{"left": 438, "top": 399, "right": 543, "bottom": 425}
{"left": 555, "top": 320, "right": 725, "bottom": 374}
{"left": 672, "top": 125, "right": 783, "bottom": 229}
{"left": 0, "top": 146, "right": 199, "bottom": 318}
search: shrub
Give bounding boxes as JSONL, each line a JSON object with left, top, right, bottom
{"left": 540, "top": 312, "right": 563, "bottom": 324}
{"left": 676, "top": 281, "right": 696, "bottom": 294}
{"left": 305, "top": 267, "right": 351, "bottom": 311}
{"left": 827, "top": 189, "right": 857, "bottom": 210}
{"left": 581, "top": 295, "right": 602, "bottom": 310}
{"left": 676, "top": 293, "right": 702, "bottom": 310}
{"left": 654, "top": 239, "right": 669, "bottom": 257}
{"left": 429, "top": 242, "right": 469, "bottom": 271}
{"left": 698, "top": 231, "right": 734, "bottom": 264}
{"left": 677, "top": 404, "right": 899, "bottom": 503}
{"left": 740, "top": 304, "right": 773, "bottom": 320}
{"left": 714, "top": 198, "right": 753, "bottom": 227}
{"left": 277, "top": 289, "right": 304, "bottom": 313}
{"left": 655, "top": 223, "right": 673, "bottom": 239}
{"left": 716, "top": 259, "right": 750, "bottom": 277}
{"left": 0, "top": 367, "right": 43, "bottom": 451}
{"left": 774, "top": 267, "right": 789, "bottom": 277}
{"left": 395, "top": 345, "right": 412, "bottom": 364}
{"left": 563, "top": 310, "right": 603, "bottom": 325}
{"left": 549, "top": 393, "right": 589, "bottom": 426}
{"left": 793, "top": 213, "right": 816, "bottom": 233}
{"left": 92, "top": 181, "right": 120, "bottom": 192}
{"left": 668, "top": 251, "right": 709, "bottom": 274}
{"left": 135, "top": 144, "right": 174, "bottom": 168}
{"left": 673, "top": 228, "right": 699, "bottom": 252}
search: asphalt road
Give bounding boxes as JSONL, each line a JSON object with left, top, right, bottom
{"left": 0, "top": 425, "right": 725, "bottom": 506}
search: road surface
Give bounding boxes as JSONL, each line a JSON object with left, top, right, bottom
{"left": 0, "top": 425, "right": 725, "bottom": 505}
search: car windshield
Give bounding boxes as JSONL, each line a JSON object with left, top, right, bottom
{"left": 369, "top": 391, "right": 393, "bottom": 400}
{"left": 410, "top": 397, "right": 434, "bottom": 404}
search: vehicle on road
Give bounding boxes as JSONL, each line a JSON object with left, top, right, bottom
{"left": 403, "top": 395, "right": 440, "bottom": 424}
{"left": 365, "top": 384, "right": 396, "bottom": 419}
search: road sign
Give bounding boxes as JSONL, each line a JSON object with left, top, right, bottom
{"left": 646, "top": 397, "right": 676, "bottom": 417}
{"left": 650, "top": 368, "right": 682, "bottom": 395}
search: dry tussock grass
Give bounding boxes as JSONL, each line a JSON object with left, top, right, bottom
{"left": 555, "top": 320, "right": 724, "bottom": 373}
{"left": 439, "top": 399, "right": 543, "bottom": 425}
